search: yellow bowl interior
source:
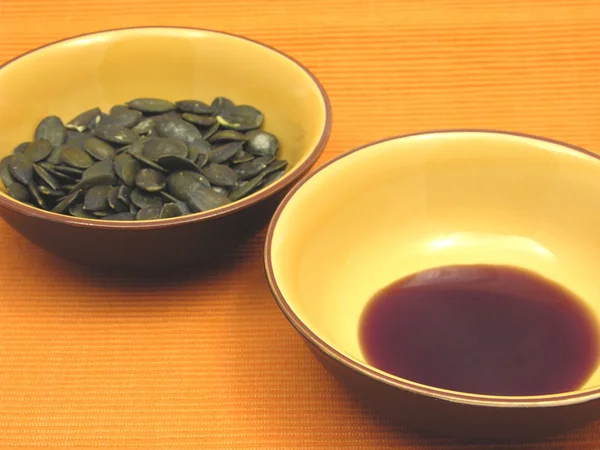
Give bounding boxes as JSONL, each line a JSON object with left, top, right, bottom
{"left": 0, "top": 27, "right": 327, "bottom": 205}
{"left": 270, "top": 131, "right": 600, "bottom": 393}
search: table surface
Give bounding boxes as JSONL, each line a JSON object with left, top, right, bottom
{"left": 1, "top": 0, "right": 600, "bottom": 448}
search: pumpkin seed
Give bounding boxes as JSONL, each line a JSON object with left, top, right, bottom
{"left": 8, "top": 154, "right": 34, "bottom": 185}
{"left": 84, "top": 137, "right": 116, "bottom": 161}
{"left": 135, "top": 168, "right": 166, "bottom": 192}
{"left": 7, "top": 183, "right": 30, "bottom": 202}
{"left": 94, "top": 124, "right": 138, "bottom": 145}
{"left": 210, "top": 97, "right": 235, "bottom": 116}
{"left": 229, "top": 173, "right": 266, "bottom": 201}
{"left": 245, "top": 130, "right": 279, "bottom": 156}
{"left": 46, "top": 145, "right": 66, "bottom": 165}
{"left": 187, "top": 185, "right": 231, "bottom": 212}
{"left": 35, "top": 116, "right": 65, "bottom": 146}
{"left": 261, "top": 159, "right": 288, "bottom": 176}
{"left": 142, "top": 137, "right": 188, "bottom": 161}
{"left": 28, "top": 181, "right": 47, "bottom": 209}
{"left": 262, "top": 169, "right": 285, "bottom": 186}
{"left": 69, "top": 203, "right": 95, "bottom": 218}
{"left": 13, "top": 142, "right": 30, "bottom": 154}
{"left": 0, "top": 156, "right": 16, "bottom": 187}
{"left": 157, "top": 155, "right": 199, "bottom": 172}
{"left": 72, "top": 160, "right": 118, "bottom": 190}
{"left": 136, "top": 205, "right": 162, "bottom": 220}
{"left": 23, "top": 139, "right": 52, "bottom": 162}
{"left": 107, "top": 186, "right": 129, "bottom": 212}
{"left": 53, "top": 165, "right": 85, "bottom": 177}
{"left": 92, "top": 211, "right": 109, "bottom": 218}
{"left": 209, "top": 141, "right": 243, "bottom": 164}
{"left": 101, "top": 106, "right": 142, "bottom": 128}
{"left": 130, "top": 188, "right": 164, "bottom": 209}
{"left": 129, "top": 203, "right": 140, "bottom": 215}
{"left": 202, "top": 163, "right": 237, "bottom": 187}
{"left": 187, "top": 138, "right": 212, "bottom": 158}
{"left": 167, "top": 171, "right": 211, "bottom": 201}
{"left": 67, "top": 107, "right": 101, "bottom": 132}
{"left": 114, "top": 153, "right": 142, "bottom": 187}
{"left": 202, "top": 122, "right": 220, "bottom": 140}
{"left": 39, "top": 163, "right": 77, "bottom": 182}
{"left": 117, "top": 185, "right": 133, "bottom": 205}
{"left": 231, "top": 149, "right": 254, "bottom": 164}
{"left": 33, "top": 164, "right": 61, "bottom": 190}
{"left": 160, "top": 202, "right": 189, "bottom": 218}
{"left": 84, "top": 185, "right": 110, "bottom": 212}
{"left": 130, "top": 151, "right": 168, "bottom": 173}
{"left": 127, "top": 98, "right": 176, "bottom": 114}
{"left": 234, "top": 156, "right": 271, "bottom": 181}
{"left": 216, "top": 105, "right": 263, "bottom": 131}
{"left": 132, "top": 118, "right": 155, "bottom": 135}
{"left": 182, "top": 113, "right": 217, "bottom": 127}
{"left": 196, "top": 153, "right": 209, "bottom": 168}
{"left": 154, "top": 116, "right": 202, "bottom": 143}
{"left": 52, "top": 189, "right": 82, "bottom": 214}
{"left": 160, "top": 191, "right": 181, "bottom": 203}
{"left": 208, "top": 130, "right": 248, "bottom": 143}
{"left": 211, "top": 186, "right": 229, "bottom": 196}
{"left": 65, "top": 130, "right": 90, "bottom": 150}
{"left": 38, "top": 185, "right": 65, "bottom": 197}
{"left": 60, "top": 147, "right": 94, "bottom": 169}
{"left": 104, "top": 212, "right": 136, "bottom": 221}
{"left": 176, "top": 100, "right": 212, "bottom": 115}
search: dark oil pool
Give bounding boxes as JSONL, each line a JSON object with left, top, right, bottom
{"left": 359, "top": 265, "right": 599, "bottom": 396}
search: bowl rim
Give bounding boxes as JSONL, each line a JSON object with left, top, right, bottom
{"left": 0, "top": 26, "right": 332, "bottom": 229}
{"left": 264, "top": 129, "right": 600, "bottom": 408}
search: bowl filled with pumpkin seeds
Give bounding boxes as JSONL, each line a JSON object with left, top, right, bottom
{"left": 0, "top": 27, "right": 330, "bottom": 269}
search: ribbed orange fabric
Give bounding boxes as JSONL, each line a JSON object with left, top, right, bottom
{"left": 1, "top": 1, "right": 600, "bottom": 447}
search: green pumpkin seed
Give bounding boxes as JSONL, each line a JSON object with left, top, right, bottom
{"left": 117, "top": 185, "right": 133, "bottom": 205}
{"left": 142, "top": 137, "right": 188, "bottom": 161}
{"left": 167, "top": 171, "right": 211, "bottom": 201}
{"left": 157, "top": 155, "right": 199, "bottom": 172}
{"left": 23, "top": 139, "right": 52, "bottom": 162}
{"left": 33, "top": 164, "right": 61, "bottom": 190}
{"left": 212, "top": 186, "right": 229, "bottom": 196}
{"left": 231, "top": 149, "right": 254, "bottom": 164}
{"left": 261, "top": 159, "right": 288, "bottom": 176}
{"left": 196, "top": 153, "right": 209, "bottom": 168}
{"left": 92, "top": 211, "right": 109, "bottom": 218}
{"left": 101, "top": 107, "right": 142, "bottom": 128}
{"left": 130, "top": 151, "right": 168, "bottom": 173}
{"left": 8, "top": 154, "right": 34, "bottom": 185}
{"left": 130, "top": 188, "right": 164, "bottom": 209}
{"left": 262, "top": 169, "right": 285, "bottom": 186}
{"left": 114, "top": 153, "right": 142, "bottom": 187}
{"left": 38, "top": 185, "right": 65, "bottom": 197}
{"left": 39, "top": 162, "right": 76, "bottom": 182}
{"left": 216, "top": 105, "right": 263, "bottom": 131}
{"left": 13, "top": 142, "right": 30, "bottom": 154}
{"left": 35, "top": 115, "right": 65, "bottom": 147}
{"left": 60, "top": 147, "right": 94, "bottom": 169}
{"left": 46, "top": 145, "right": 65, "bottom": 165}
{"left": 104, "top": 212, "right": 136, "bottom": 221}
{"left": 65, "top": 130, "right": 90, "bottom": 150}
{"left": 135, "top": 168, "right": 167, "bottom": 192}
{"left": 84, "top": 185, "right": 110, "bottom": 212}
{"left": 187, "top": 185, "right": 231, "bottom": 212}
{"left": 182, "top": 113, "right": 217, "bottom": 127}
{"left": 107, "top": 186, "right": 129, "bottom": 212}
{"left": 187, "top": 138, "right": 212, "bottom": 158}
{"left": 28, "top": 181, "right": 47, "bottom": 209}
{"left": 7, "top": 183, "right": 30, "bottom": 202}
{"left": 176, "top": 100, "right": 212, "bottom": 115}
{"left": 69, "top": 203, "right": 95, "bottom": 218}
{"left": 210, "top": 97, "right": 235, "bottom": 116}
{"left": 160, "top": 191, "right": 181, "bottom": 203}
{"left": 94, "top": 124, "right": 138, "bottom": 145}
{"left": 129, "top": 203, "right": 140, "bottom": 215}
{"left": 72, "top": 160, "right": 118, "bottom": 191}
{"left": 52, "top": 189, "right": 82, "bottom": 214}
{"left": 160, "top": 202, "right": 189, "bottom": 218}
{"left": 84, "top": 137, "right": 116, "bottom": 161}
{"left": 132, "top": 118, "right": 155, "bottom": 135}
{"left": 0, "top": 156, "right": 16, "bottom": 187}
{"left": 202, "top": 122, "right": 219, "bottom": 140}
{"left": 209, "top": 141, "right": 243, "bottom": 164}
{"left": 202, "top": 163, "right": 237, "bottom": 187}
{"left": 136, "top": 205, "right": 162, "bottom": 220}
{"left": 229, "top": 173, "right": 266, "bottom": 202}
{"left": 154, "top": 116, "right": 202, "bottom": 143}
{"left": 67, "top": 107, "right": 101, "bottom": 132}
{"left": 233, "top": 156, "right": 271, "bottom": 181}
{"left": 127, "top": 98, "right": 176, "bottom": 114}
{"left": 245, "top": 130, "right": 279, "bottom": 157}
{"left": 52, "top": 165, "right": 85, "bottom": 177}
{"left": 208, "top": 130, "right": 248, "bottom": 143}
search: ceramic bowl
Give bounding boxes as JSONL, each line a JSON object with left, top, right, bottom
{"left": 265, "top": 130, "right": 600, "bottom": 439}
{"left": 0, "top": 27, "right": 330, "bottom": 269}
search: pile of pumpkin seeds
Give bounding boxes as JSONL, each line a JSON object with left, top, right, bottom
{"left": 0, "top": 97, "right": 287, "bottom": 220}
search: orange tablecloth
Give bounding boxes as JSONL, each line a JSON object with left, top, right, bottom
{"left": 1, "top": 1, "right": 600, "bottom": 448}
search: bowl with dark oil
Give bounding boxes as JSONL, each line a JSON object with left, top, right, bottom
{"left": 0, "top": 27, "right": 330, "bottom": 269}
{"left": 265, "top": 130, "right": 600, "bottom": 440}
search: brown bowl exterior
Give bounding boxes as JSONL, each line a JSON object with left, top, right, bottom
{"left": 0, "top": 27, "right": 331, "bottom": 268}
